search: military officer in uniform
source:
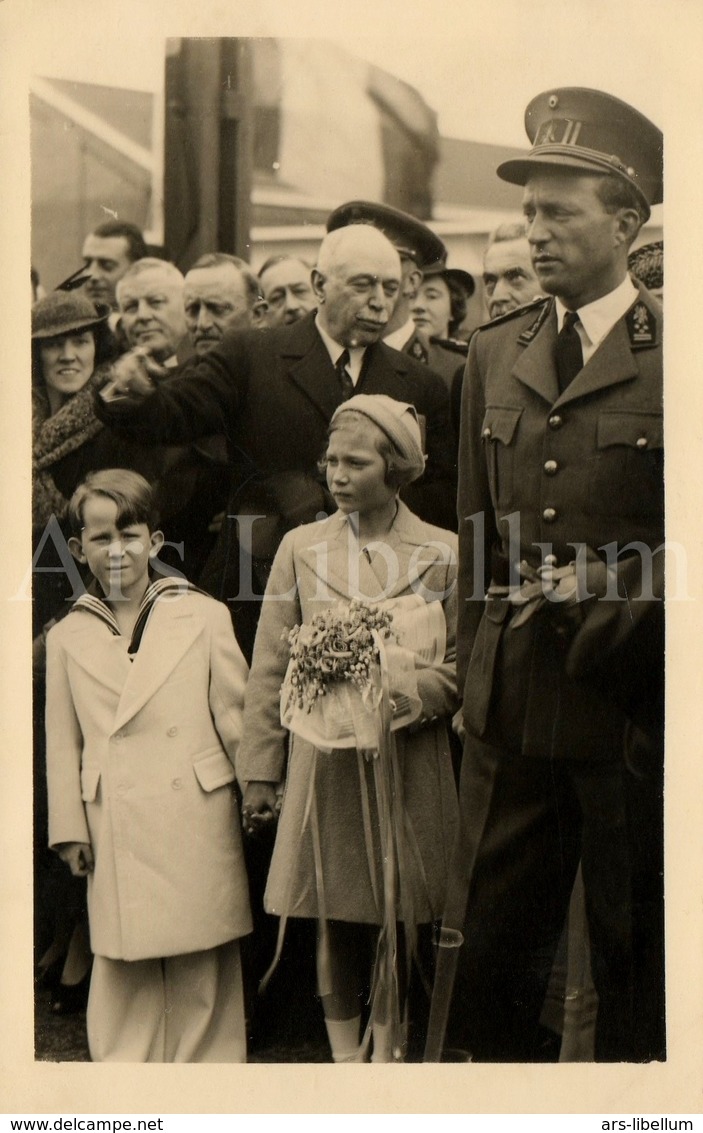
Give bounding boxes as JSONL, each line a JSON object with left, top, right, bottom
{"left": 426, "top": 88, "right": 665, "bottom": 1063}
{"left": 326, "top": 200, "right": 470, "bottom": 390}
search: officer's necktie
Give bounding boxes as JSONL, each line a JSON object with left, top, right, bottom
{"left": 555, "top": 310, "right": 583, "bottom": 393}
{"left": 335, "top": 349, "right": 355, "bottom": 400}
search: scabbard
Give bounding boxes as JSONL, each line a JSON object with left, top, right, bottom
{"left": 423, "top": 737, "right": 502, "bottom": 1061}
{"left": 424, "top": 926, "right": 467, "bottom": 1062}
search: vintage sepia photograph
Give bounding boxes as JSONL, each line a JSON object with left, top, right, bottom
{"left": 2, "top": 0, "right": 702, "bottom": 1117}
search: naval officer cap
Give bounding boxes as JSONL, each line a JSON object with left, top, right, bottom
{"left": 326, "top": 200, "right": 447, "bottom": 271}
{"left": 497, "top": 87, "right": 663, "bottom": 220}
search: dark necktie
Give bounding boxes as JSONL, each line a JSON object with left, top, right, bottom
{"left": 335, "top": 349, "right": 355, "bottom": 401}
{"left": 555, "top": 311, "right": 583, "bottom": 393}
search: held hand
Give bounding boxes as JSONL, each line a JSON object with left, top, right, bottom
{"left": 56, "top": 842, "right": 94, "bottom": 877}
{"left": 242, "top": 781, "right": 279, "bottom": 837}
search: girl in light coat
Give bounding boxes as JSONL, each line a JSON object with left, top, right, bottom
{"left": 239, "top": 395, "right": 459, "bottom": 1062}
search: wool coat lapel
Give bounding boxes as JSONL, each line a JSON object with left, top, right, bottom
{"left": 59, "top": 613, "right": 131, "bottom": 699}
{"left": 282, "top": 315, "right": 342, "bottom": 423}
{"left": 512, "top": 287, "right": 657, "bottom": 408}
{"left": 112, "top": 602, "right": 206, "bottom": 731}
{"left": 295, "top": 505, "right": 453, "bottom": 604}
{"left": 511, "top": 303, "right": 560, "bottom": 405}
{"left": 359, "top": 341, "right": 413, "bottom": 398}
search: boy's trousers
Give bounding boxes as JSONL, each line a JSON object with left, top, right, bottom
{"left": 87, "top": 939, "right": 246, "bottom": 1062}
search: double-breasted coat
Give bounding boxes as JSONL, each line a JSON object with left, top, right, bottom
{"left": 45, "top": 591, "right": 252, "bottom": 961}
{"left": 236, "top": 504, "right": 460, "bottom": 924}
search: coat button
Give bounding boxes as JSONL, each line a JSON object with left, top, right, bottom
{"left": 548, "top": 414, "right": 563, "bottom": 430}
{"left": 544, "top": 459, "right": 558, "bottom": 475}
{"left": 482, "top": 426, "right": 492, "bottom": 439}
{"left": 636, "top": 436, "right": 648, "bottom": 449}
{"left": 542, "top": 507, "right": 557, "bottom": 523}
{"left": 171, "top": 778, "right": 183, "bottom": 790}
{"left": 167, "top": 726, "right": 178, "bottom": 737}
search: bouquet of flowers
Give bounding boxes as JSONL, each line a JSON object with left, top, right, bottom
{"left": 283, "top": 597, "right": 394, "bottom": 712}
{"left": 277, "top": 592, "right": 449, "bottom": 1059}
{"left": 280, "top": 594, "right": 445, "bottom": 751}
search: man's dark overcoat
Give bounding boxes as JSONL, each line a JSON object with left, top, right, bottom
{"left": 96, "top": 312, "right": 457, "bottom": 658}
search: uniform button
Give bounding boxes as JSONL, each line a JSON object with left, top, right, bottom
{"left": 171, "top": 778, "right": 183, "bottom": 790}
{"left": 482, "top": 426, "right": 492, "bottom": 439}
{"left": 544, "top": 553, "right": 558, "bottom": 566}
{"left": 167, "top": 726, "right": 178, "bottom": 737}
{"left": 548, "top": 414, "right": 563, "bottom": 430}
{"left": 636, "top": 436, "right": 648, "bottom": 449}
{"left": 542, "top": 507, "right": 557, "bottom": 523}
{"left": 544, "top": 459, "right": 559, "bottom": 475}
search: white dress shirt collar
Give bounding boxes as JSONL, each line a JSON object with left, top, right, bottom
{"left": 315, "top": 313, "right": 366, "bottom": 384}
{"left": 383, "top": 316, "right": 418, "bottom": 353}
{"left": 556, "top": 275, "right": 638, "bottom": 365}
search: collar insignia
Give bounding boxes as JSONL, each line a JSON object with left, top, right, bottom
{"left": 626, "top": 301, "right": 657, "bottom": 349}
{"left": 409, "top": 337, "right": 428, "bottom": 363}
{"left": 517, "top": 299, "right": 552, "bottom": 345}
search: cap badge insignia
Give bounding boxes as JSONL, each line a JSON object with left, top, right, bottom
{"left": 535, "top": 118, "right": 583, "bottom": 147}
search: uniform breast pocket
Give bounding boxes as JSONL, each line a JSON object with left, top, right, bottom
{"left": 481, "top": 406, "right": 523, "bottom": 510}
{"left": 590, "top": 410, "right": 664, "bottom": 518}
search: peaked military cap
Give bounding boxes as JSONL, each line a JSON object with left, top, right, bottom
{"left": 326, "top": 200, "right": 447, "bottom": 271}
{"left": 497, "top": 87, "right": 663, "bottom": 220}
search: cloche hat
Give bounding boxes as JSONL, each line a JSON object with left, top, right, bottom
{"left": 31, "top": 292, "right": 109, "bottom": 340}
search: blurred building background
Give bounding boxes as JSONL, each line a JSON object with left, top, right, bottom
{"left": 31, "top": 37, "right": 662, "bottom": 330}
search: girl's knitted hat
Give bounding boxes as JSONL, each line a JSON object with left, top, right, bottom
{"left": 330, "top": 394, "right": 426, "bottom": 482}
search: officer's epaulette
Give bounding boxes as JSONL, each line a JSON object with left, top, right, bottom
{"left": 625, "top": 299, "right": 659, "bottom": 350}
{"left": 429, "top": 335, "right": 469, "bottom": 356}
{"left": 476, "top": 295, "right": 551, "bottom": 334}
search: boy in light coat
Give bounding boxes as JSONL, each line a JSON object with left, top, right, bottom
{"left": 45, "top": 469, "right": 251, "bottom": 1061}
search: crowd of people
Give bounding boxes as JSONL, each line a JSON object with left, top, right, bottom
{"left": 32, "top": 85, "right": 665, "bottom": 1066}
